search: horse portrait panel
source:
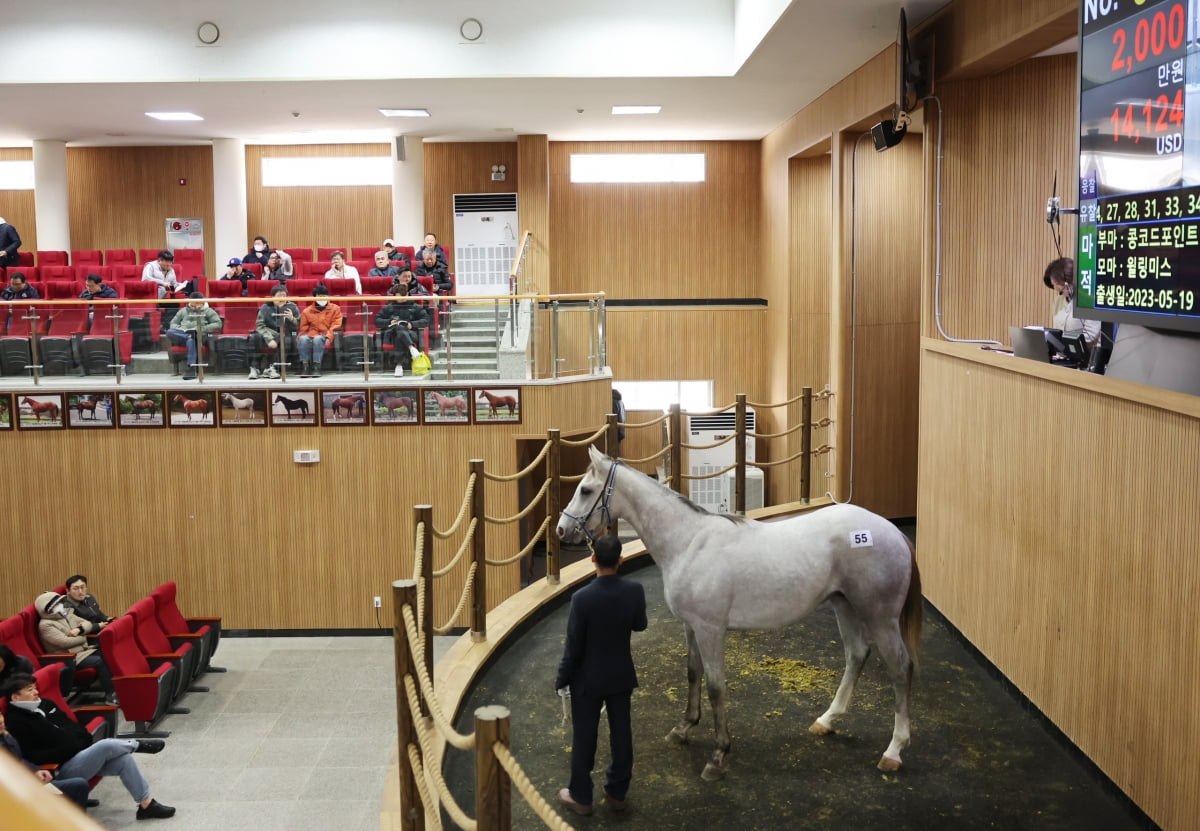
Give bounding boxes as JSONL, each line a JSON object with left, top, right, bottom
{"left": 423, "top": 388, "right": 471, "bottom": 424}
{"left": 270, "top": 391, "right": 318, "bottom": 427}
{"left": 169, "top": 392, "right": 216, "bottom": 428}
{"left": 0, "top": 394, "right": 11, "bottom": 430}
{"left": 119, "top": 393, "right": 165, "bottom": 428}
{"left": 67, "top": 392, "right": 115, "bottom": 429}
{"left": 219, "top": 390, "right": 267, "bottom": 427}
{"left": 474, "top": 387, "right": 520, "bottom": 424}
{"left": 321, "top": 390, "right": 369, "bottom": 426}
{"left": 372, "top": 388, "right": 421, "bottom": 425}
{"left": 16, "top": 394, "right": 65, "bottom": 430}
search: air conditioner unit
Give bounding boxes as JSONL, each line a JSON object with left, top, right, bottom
{"left": 452, "top": 193, "right": 519, "bottom": 297}
{"left": 721, "top": 467, "right": 764, "bottom": 513}
{"left": 686, "top": 409, "right": 755, "bottom": 512}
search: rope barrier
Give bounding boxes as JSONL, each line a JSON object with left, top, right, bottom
{"left": 411, "top": 713, "right": 477, "bottom": 831}
{"left": 560, "top": 425, "right": 608, "bottom": 447}
{"left": 680, "top": 463, "right": 736, "bottom": 481}
{"left": 679, "top": 402, "right": 735, "bottom": 417}
{"left": 812, "top": 443, "right": 834, "bottom": 455}
{"left": 492, "top": 743, "right": 578, "bottom": 831}
{"left": 484, "top": 440, "right": 552, "bottom": 482}
{"left": 561, "top": 472, "right": 586, "bottom": 483}
{"left": 747, "top": 449, "right": 807, "bottom": 468}
{"left": 813, "top": 416, "right": 834, "bottom": 428}
{"left": 406, "top": 742, "right": 442, "bottom": 831}
{"left": 621, "top": 413, "right": 669, "bottom": 428}
{"left": 617, "top": 445, "right": 671, "bottom": 466}
{"left": 746, "top": 391, "right": 807, "bottom": 409}
{"left": 433, "top": 474, "right": 476, "bottom": 539}
{"left": 432, "top": 519, "right": 477, "bottom": 577}
{"left": 413, "top": 524, "right": 427, "bottom": 628}
{"left": 750, "top": 421, "right": 806, "bottom": 440}
{"left": 487, "top": 518, "right": 550, "bottom": 566}
{"left": 681, "top": 433, "right": 735, "bottom": 451}
{"left": 432, "top": 563, "right": 477, "bottom": 635}
{"left": 401, "top": 605, "right": 476, "bottom": 750}
{"left": 486, "top": 480, "right": 550, "bottom": 524}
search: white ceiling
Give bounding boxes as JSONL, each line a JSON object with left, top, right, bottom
{"left": 0, "top": 0, "right": 947, "bottom": 146}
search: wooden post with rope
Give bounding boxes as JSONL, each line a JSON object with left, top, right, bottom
{"left": 391, "top": 579, "right": 423, "bottom": 831}
{"left": 669, "top": 403, "right": 684, "bottom": 495}
{"left": 735, "top": 393, "right": 747, "bottom": 514}
{"left": 474, "top": 705, "right": 512, "bottom": 831}
{"left": 546, "top": 429, "right": 561, "bottom": 584}
{"left": 606, "top": 412, "right": 619, "bottom": 459}
{"left": 415, "top": 504, "right": 434, "bottom": 715}
{"left": 470, "top": 459, "right": 487, "bottom": 641}
{"left": 800, "top": 386, "right": 813, "bottom": 504}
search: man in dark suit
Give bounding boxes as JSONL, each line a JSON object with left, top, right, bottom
{"left": 556, "top": 535, "right": 647, "bottom": 815}
{"left": 0, "top": 216, "right": 21, "bottom": 271}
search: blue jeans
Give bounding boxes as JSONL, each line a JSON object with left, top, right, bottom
{"left": 56, "top": 739, "right": 150, "bottom": 804}
{"left": 166, "top": 328, "right": 197, "bottom": 367}
{"left": 298, "top": 335, "right": 328, "bottom": 364}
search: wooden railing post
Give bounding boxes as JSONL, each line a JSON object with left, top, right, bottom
{"left": 391, "top": 579, "right": 423, "bottom": 831}
{"left": 26, "top": 306, "right": 43, "bottom": 384}
{"left": 735, "top": 393, "right": 747, "bottom": 514}
{"left": 546, "top": 428, "right": 561, "bottom": 584}
{"left": 470, "top": 459, "right": 487, "bottom": 641}
{"left": 800, "top": 386, "right": 813, "bottom": 504}
{"left": 606, "top": 412, "right": 619, "bottom": 460}
{"left": 474, "top": 705, "right": 512, "bottom": 831}
{"left": 414, "top": 504, "right": 434, "bottom": 709}
{"left": 669, "top": 403, "right": 684, "bottom": 495}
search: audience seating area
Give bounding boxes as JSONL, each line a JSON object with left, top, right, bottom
{"left": 0, "top": 582, "right": 222, "bottom": 739}
{"left": 1, "top": 244, "right": 456, "bottom": 377}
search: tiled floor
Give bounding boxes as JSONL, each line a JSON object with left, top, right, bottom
{"left": 84, "top": 634, "right": 455, "bottom": 831}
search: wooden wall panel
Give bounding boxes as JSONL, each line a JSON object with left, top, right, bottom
{"left": 0, "top": 378, "right": 612, "bottom": 631}
{"left": 918, "top": 342, "right": 1200, "bottom": 831}
{"left": 925, "top": 54, "right": 1077, "bottom": 344}
{"left": 0, "top": 147, "right": 36, "bottom": 255}
{"left": 924, "top": 0, "right": 1076, "bottom": 80}
{"left": 549, "top": 141, "right": 760, "bottom": 299}
{"left": 245, "top": 144, "right": 392, "bottom": 256}
{"left": 422, "top": 142, "right": 520, "bottom": 259}
{"left": 517, "top": 135, "right": 549, "bottom": 294}
{"left": 66, "top": 147, "right": 215, "bottom": 270}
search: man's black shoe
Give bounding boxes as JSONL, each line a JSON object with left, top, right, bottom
{"left": 134, "top": 739, "right": 165, "bottom": 754}
{"left": 136, "top": 799, "right": 176, "bottom": 820}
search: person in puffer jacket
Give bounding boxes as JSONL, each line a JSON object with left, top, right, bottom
{"left": 35, "top": 591, "right": 116, "bottom": 703}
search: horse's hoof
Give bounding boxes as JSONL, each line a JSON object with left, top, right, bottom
{"left": 700, "top": 762, "right": 725, "bottom": 781}
{"left": 666, "top": 726, "right": 690, "bottom": 745}
{"left": 877, "top": 756, "right": 902, "bottom": 772}
{"left": 809, "top": 720, "right": 833, "bottom": 736}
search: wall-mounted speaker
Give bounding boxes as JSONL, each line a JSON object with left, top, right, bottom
{"left": 395, "top": 137, "right": 406, "bottom": 162}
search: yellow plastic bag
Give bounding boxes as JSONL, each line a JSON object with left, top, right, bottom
{"left": 411, "top": 352, "right": 432, "bottom": 376}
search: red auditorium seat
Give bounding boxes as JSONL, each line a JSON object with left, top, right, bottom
{"left": 324, "top": 277, "right": 358, "bottom": 297}
{"left": 415, "top": 275, "right": 434, "bottom": 295}
{"left": 243, "top": 263, "right": 263, "bottom": 278}
{"left": 207, "top": 279, "right": 242, "bottom": 300}
{"left": 98, "top": 615, "right": 181, "bottom": 737}
{"left": 36, "top": 250, "right": 69, "bottom": 267}
{"left": 16, "top": 252, "right": 34, "bottom": 267}
{"left": 129, "top": 598, "right": 205, "bottom": 699}
{"left": 2, "top": 608, "right": 93, "bottom": 694}
{"left": 104, "top": 249, "right": 136, "bottom": 266}
{"left": 6, "top": 266, "right": 39, "bottom": 284}
{"left": 285, "top": 278, "right": 320, "bottom": 297}
{"left": 33, "top": 663, "right": 117, "bottom": 745}
{"left": 300, "top": 260, "right": 331, "bottom": 278}
{"left": 151, "top": 582, "right": 222, "bottom": 673}
{"left": 282, "top": 246, "right": 313, "bottom": 262}
{"left": 38, "top": 265, "right": 73, "bottom": 282}
{"left": 44, "top": 281, "right": 81, "bottom": 300}
{"left": 173, "top": 248, "right": 204, "bottom": 273}
{"left": 110, "top": 265, "right": 143, "bottom": 282}
{"left": 211, "top": 305, "right": 258, "bottom": 373}
{"left": 71, "top": 250, "right": 103, "bottom": 267}
{"left": 75, "top": 265, "right": 112, "bottom": 285}
{"left": 137, "top": 248, "right": 162, "bottom": 263}
{"left": 80, "top": 302, "right": 134, "bottom": 374}
{"left": 317, "top": 246, "right": 343, "bottom": 261}
{"left": 359, "top": 276, "right": 393, "bottom": 296}
{"left": 247, "top": 279, "right": 280, "bottom": 298}
{"left": 121, "top": 280, "right": 162, "bottom": 339}
{"left": 350, "top": 246, "right": 378, "bottom": 260}
{"left": 40, "top": 303, "right": 90, "bottom": 375}
{"left": 335, "top": 299, "right": 381, "bottom": 371}
{"left": 398, "top": 245, "right": 417, "bottom": 263}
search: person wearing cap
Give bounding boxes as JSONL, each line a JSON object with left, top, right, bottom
{"left": 166, "top": 292, "right": 223, "bottom": 381}
{"left": 221, "top": 257, "right": 251, "bottom": 296}
{"left": 383, "top": 239, "right": 411, "bottom": 269}
{"left": 298, "top": 285, "right": 342, "bottom": 377}
{"left": 4, "top": 674, "right": 176, "bottom": 821}
{"left": 34, "top": 591, "right": 116, "bottom": 703}
{"left": 368, "top": 250, "right": 403, "bottom": 281}
{"left": 141, "top": 250, "right": 181, "bottom": 299}
{"left": 252, "top": 284, "right": 299, "bottom": 380}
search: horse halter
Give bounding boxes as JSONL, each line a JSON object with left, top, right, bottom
{"left": 560, "top": 460, "right": 620, "bottom": 542}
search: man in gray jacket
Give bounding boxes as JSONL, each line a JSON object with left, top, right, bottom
{"left": 167, "top": 292, "right": 223, "bottom": 380}
{"left": 252, "top": 284, "right": 299, "bottom": 380}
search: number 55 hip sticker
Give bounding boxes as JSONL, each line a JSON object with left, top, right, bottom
{"left": 849, "top": 530, "right": 874, "bottom": 548}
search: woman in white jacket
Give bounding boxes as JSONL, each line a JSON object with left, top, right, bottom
{"left": 35, "top": 591, "right": 116, "bottom": 703}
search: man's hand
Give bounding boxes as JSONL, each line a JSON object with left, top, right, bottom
{"left": 556, "top": 686, "right": 571, "bottom": 699}
{"left": 69, "top": 628, "right": 81, "bottom": 637}
{"left": 267, "top": 339, "right": 277, "bottom": 349}
{"left": 36, "top": 770, "right": 53, "bottom": 784}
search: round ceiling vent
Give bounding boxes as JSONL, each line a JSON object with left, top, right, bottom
{"left": 459, "top": 18, "right": 483, "bottom": 42}
{"left": 197, "top": 21, "right": 220, "bottom": 46}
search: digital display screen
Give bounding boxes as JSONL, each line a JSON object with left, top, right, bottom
{"left": 1077, "top": 0, "right": 1200, "bottom": 331}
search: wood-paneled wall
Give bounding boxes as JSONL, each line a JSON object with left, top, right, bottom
{"left": 918, "top": 341, "right": 1200, "bottom": 831}
{"left": 422, "top": 142, "right": 520, "bottom": 258}
{"left": 0, "top": 378, "right": 612, "bottom": 631}
{"left": 245, "top": 144, "right": 392, "bottom": 257}
{"left": 66, "top": 147, "right": 215, "bottom": 270}
{"left": 0, "top": 147, "right": 37, "bottom": 255}
{"left": 548, "top": 141, "right": 761, "bottom": 299}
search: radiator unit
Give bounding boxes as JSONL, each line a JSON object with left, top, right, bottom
{"left": 686, "top": 409, "right": 755, "bottom": 512}
{"left": 451, "top": 193, "right": 519, "bottom": 297}
{"left": 721, "top": 467, "right": 765, "bottom": 513}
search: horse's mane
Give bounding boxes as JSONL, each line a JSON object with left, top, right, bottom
{"left": 607, "top": 459, "right": 750, "bottom": 525}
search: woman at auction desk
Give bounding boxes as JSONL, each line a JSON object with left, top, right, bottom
{"left": 1043, "top": 257, "right": 1101, "bottom": 349}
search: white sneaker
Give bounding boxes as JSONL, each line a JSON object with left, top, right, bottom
{"left": 394, "top": 365, "right": 403, "bottom": 377}
{"left": 248, "top": 367, "right": 259, "bottom": 380}
{"left": 264, "top": 366, "right": 280, "bottom": 379}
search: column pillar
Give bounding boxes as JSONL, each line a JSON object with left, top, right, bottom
{"left": 392, "top": 135, "right": 424, "bottom": 246}
{"left": 32, "top": 140, "right": 70, "bottom": 252}
{"left": 516, "top": 134, "right": 549, "bottom": 294}
{"left": 212, "top": 138, "right": 247, "bottom": 269}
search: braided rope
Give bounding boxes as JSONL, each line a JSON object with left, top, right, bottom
{"left": 487, "top": 518, "right": 550, "bottom": 566}
{"left": 405, "top": 743, "right": 442, "bottom": 830}
{"left": 432, "top": 563, "right": 477, "bottom": 635}
{"left": 412, "top": 521, "right": 426, "bottom": 582}
{"left": 486, "top": 479, "right": 550, "bottom": 524}
{"left": 681, "top": 402, "right": 735, "bottom": 416}
{"left": 401, "top": 605, "right": 475, "bottom": 749}
{"left": 681, "top": 433, "right": 735, "bottom": 451}
{"left": 813, "top": 417, "right": 834, "bottom": 428}
{"left": 750, "top": 420, "right": 805, "bottom": 440}
{"left": 746, "top": 391, "right": 806, "bottom": 408}
{"left": 621, "top": 413, "right": 668, "bottom": 428}
{"left": 747, "top": 449, "right": 807, "bottom": 468}
{"left": 812, "top": 443, "right": 834, "bottom": 455}
{"left": 433, "top": 519, "right": 477, "bottom": 577}
{"left": 680, "top": 463, "right": 736, "bottom": 481}
{"left": 560, "top": 424, "right": 608, "bottom": 447}
{"left": 815, "top": 389, "right": 835, "bottom": 399}
{"left": 560, "top": 472, "right": 585, "bottom": 483}
{"left": 492, "top": 742, "right": 578, "bottom": 831}
{"left": 484, "top": 440, "right": 551, "bottom": 482}
{"left": 433, "top": 474, "right": 476, "bottom": 539}
{"left": 411, "top": 714, "right": 477, "bottom": 830}
{"left": 618, "top": 445, "right": 671, "bottom": 466}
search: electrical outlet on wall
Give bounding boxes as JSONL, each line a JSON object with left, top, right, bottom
{"left": 373, "top": 596, "right": 382, "bottom": 608}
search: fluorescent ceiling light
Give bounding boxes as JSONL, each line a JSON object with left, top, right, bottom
{"left": 611, "top": 105, "right": 661, "bottom": 115}
{"left": 379, "top": 108, "right": 431, "bottom": 118}
{"left": 145, "top": 112, "right": 204, "bottom": 121}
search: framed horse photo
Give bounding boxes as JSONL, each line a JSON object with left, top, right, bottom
{"left": 66, "top": 392, "right": 116, "bottom": 429}
{"left": 0, "top": 394, "right": 12, "bottom": 430}
{"left": 168, "top": 391, "right": 216, "bottom": 428}
{"left": 321, "top": 390, "right": 369, "bottom": 427}
{"left": 474, "top": 387, "right": 521, "bottom": 425}
{"left": 118, "top": 392, "right": 165, "bottom": 428}
{"left": 218, "top": 390, "right": 267, "bottom": 428}
{"left": 269, "top": 390, "right": 318, "bottom": 427}
{"left": 423, "top": 388, "right": 471, "bottom": 425}
{"left": 16, "top": 393, "right": 66, "bottom": 430}
{"left": 372, "top": 388, "right": 421, "bottom": 426}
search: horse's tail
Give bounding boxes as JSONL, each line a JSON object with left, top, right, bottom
{"left": 900, "top": 534, "right": 923, "bottom": 674}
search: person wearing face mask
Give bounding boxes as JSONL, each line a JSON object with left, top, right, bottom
{"left": 0, "top": 707, "right": 94, "bottom": 812}
{"left": 34, "top": 591, "right": 116, "bottom": 704}
{"left": 297, "top": 285, "right": 342, "bottom": 378}
{"left": 251, "top": 284, "right": 300, "bottom": 380}
{"left": 243, "top": 235, "right": 274, "bottom": 270}
{"left": 4, "top": 674, "right": 175, "bottom": 821}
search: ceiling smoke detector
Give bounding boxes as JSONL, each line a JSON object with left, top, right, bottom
{"left": 459, "top": 18, "right": 483, "bottom": 42}
{"left": 196, "top": 22, "right": 220, "bottom": 46}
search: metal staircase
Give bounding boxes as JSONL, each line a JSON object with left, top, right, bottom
{"left": 430, "top": 303, "right": 508, "bottom": 381}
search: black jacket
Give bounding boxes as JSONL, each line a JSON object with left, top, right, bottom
{"left": 1, "top": 284, "right": 39, "bottom": 300}
{"left": 414, "top": 261, "right": 453, "bottom": 294}
{"left": 4, "top": 699, "right": 92, "bottom": 766}
{"left": 375, "top": 300, "right": 430, "bottom": 330}
{"left": 80, "top": 285, "right": 119, "bottom": 300}
{"left": 556, "top": 574, "right": 647, "bottom": 696}
{"left": 0, "top": 223, "right": 20, "bottom": 262}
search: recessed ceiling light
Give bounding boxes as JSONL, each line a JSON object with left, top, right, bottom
{"left": 611, "top": 105, "right": 661, "bottom": 115}
{"left": 145, "top": 112, "right": 204, "bottom": 121}
{"left": 379, "top": 108, "right": 431, "bottom": 118}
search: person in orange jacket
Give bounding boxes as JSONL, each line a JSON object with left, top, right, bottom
{"left": 298, "top": 285, "right": 342, "bottom": 378}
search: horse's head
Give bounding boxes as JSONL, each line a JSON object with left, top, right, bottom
{"left": 557, "top": 445, "right": 617, "bottom": 543}
{"left": 274, "top": 395, "right": 284, "bottom": 405}
{"left": 478, "top": 391, "right": 487, "bottom": 400}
